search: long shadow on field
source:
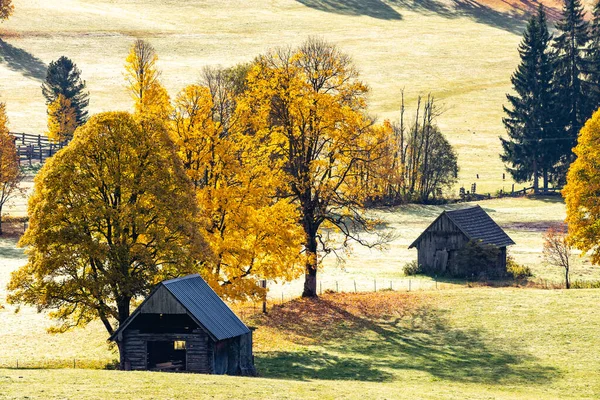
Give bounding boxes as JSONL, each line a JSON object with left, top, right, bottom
{"left": 255, "top": 296, "right": 560, "bottom": 384}
{"left": 296, "top": 0, "right": 562, "bottom": 34}
{"left": 0, "top": 239, "right": 24, "bottom": 259}
{"left": 296, "top": 0, "right": 403, "bottom": 20}
{"left": 0, "top": 40, "right": 46, "bottom": 80}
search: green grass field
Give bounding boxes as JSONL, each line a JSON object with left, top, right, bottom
{"left": 1, "top": 289, "right": 600, "bottom": 399}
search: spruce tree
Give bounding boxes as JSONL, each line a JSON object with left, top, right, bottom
{"left": 501, "top": 6, "right": 556, "bottom": 193}
{"left": 552, "top": 0, "right": 590, "bottom": 181}
{"left": 41, "top": 56, "right": 89, "bottom": 126}
{"left": 587, "top": 0, "right": 600, "bottom": 112}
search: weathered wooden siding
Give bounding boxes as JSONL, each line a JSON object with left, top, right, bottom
{"left": 416, "top": 214, "right": 469, "bottom": 273}
{"left": 139, "top": 286, "right": 187, "bottom": 314}
{"left": 121, "top": 329, "right": 212, "bottom": 373}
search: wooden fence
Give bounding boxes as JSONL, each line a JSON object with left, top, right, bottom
{"left": 458, "top": 184, "right": 562, "bottom": 203}
{"left": 9, "top": 132, "right": 68, "bottom": 165}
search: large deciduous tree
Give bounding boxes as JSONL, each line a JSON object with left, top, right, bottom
{"left": 0, "top": 102, "right": 21, "bottom": 235}
{"left": 170, "top": 68, "right": 304, "bottom": 300}
{"left": 501, "top": 6, "right": 557, "bottom": 193}
{"left": 240, "top": 38, "right": 387, "bottom": 297}
{"left": 564, "top": 109, "right": 600, "bottom": 265}
{"left": 124, "top": 39, "right": 171, "bottom": 120}
{"left": 7, "top": 112, "right": 210, "bottom": 344}
{"left": 42, "top": 56, "right": 89, "bottom": 127}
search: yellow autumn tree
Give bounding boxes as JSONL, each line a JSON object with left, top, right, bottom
{"left": 0, "top": 0, "right": 13, "bottom": 21}
{"left": 124, "top": 39, "right": 171, "bottom": 120}
{"left": 8, "top": 112, "right": 210, "bottom": 350}
{"left": 46, "top": 94, "right": 77, "bottom": 142}
{"left": 239, "top": 38, "right": 389, "bottom": 297}
{"left": 564, "top": 108, "right": 600, "bottom": 264}
{"left": 170, "top": 68, "right": 304, "bottom": 300}
{"left": 0, "top": 102, "right": 21, "bottom": 234}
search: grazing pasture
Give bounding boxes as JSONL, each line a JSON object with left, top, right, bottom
{"left": 0, "top": 0, "right": 590, "bottom": 194}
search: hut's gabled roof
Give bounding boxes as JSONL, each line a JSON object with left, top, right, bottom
{"left": 409, "top": 205, "right": 515, "bottom": 248}
{"left": 109, "top": 274, "right": 250, "bottom": 342}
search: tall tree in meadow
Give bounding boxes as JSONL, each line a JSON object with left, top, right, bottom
{"left": 46, "top": 94, "right": 77, "bottom": 143}
{"left": 124, "top": 39, "right": 171, "bottom": 120}
{"left": 41, "top": 56, "right": 89, "bottom": 126}
{"left": 0, "top": 0, "right": 13, "bottom": 21}
{"left": 170, "top": 68, "right": 304, "bottom": 300}
{"left": 8, "top": 112, "right": 210, "bottom": 348}
{"left": 502, "top": 6, "right": 556, "bottom": 193}
{"left": 552, "top": 0, "right": 590, "bottom": 180}
{"left": 0, "top": 102, "right": 22, "bottom": 235}
{"left": 564, "top": 109, "right": 600, "bottom": 265}
{"left": 241, "top": 38, "right": 388, "bottom": 297}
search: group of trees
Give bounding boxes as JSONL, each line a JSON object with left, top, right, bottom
{"left": 42, "top": 56, "right": 89, "bottom": 142}
{"left": 502, "top": 0, "right": 600, "bottom": 193}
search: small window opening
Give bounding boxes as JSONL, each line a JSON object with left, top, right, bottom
{"left": 174, "top": 340, "right": 186, "bottom": 350}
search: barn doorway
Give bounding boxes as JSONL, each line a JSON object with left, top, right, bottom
{"left": 147, "top": 340, "right": 187, "bottom": 372}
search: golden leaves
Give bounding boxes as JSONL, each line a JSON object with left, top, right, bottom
{"left": 47, "top": 94, "right": 77, "bottom": 143}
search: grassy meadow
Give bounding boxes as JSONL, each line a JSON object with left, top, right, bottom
{"left": 1, "top": 0, "right": 591, "bottom": 194}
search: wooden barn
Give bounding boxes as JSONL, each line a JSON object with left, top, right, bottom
{"left": 109, "top": 274, "right": 256, "bottom": 376}
{"left": 408, "top": 205, "right": 515, "bottom": 277}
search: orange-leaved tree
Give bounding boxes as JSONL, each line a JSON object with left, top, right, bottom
{"left": 239, "top": 38, "right": 389, "bottom": 297}
{"left": 124, "top": 39, "right": 171, "bottom": 120}
{"left": 8, "top": 112, "right": 210, "bottom": 351}
{"left": 564, "top": 108, "right": 600, "bottom": 265}
{"left": 0, "top": 0, "right": 13, "bottom": 21}
{"left": 46, "top": 94, "right": 77, "bottom": 142}
{"left": 0, "top": 102, "right": 22, "bottom": 234}
{"left": 170, "top": 66, "right": 304, "bottom": 300}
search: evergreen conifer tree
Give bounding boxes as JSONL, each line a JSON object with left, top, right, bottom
{"left": 501, "top": 6, "right": 556, "bottom": 192}
{"left": 587, "top": 0, "right": 600, "bottom": 112}
{"left": 41, "top": 56, "right": 89, "bottom": 126}
{"left": 552, "top": 0, "right": 590, "bottom": 181}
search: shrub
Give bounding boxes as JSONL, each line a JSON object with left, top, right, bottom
{"left": 570, "top": 280, "right": 600, "bottom": 289}
{"left": 506, "top": 255, "right": 533, "bottom": 280}
{"left": 403, "top": 260, "right": 423, "bottom": 276}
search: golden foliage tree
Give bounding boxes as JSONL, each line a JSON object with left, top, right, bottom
{"left": 124, "top": 39, "right": 171, "bottom": 120}
{"left": 170, "top": 67, "right": 304, "bottom": 300}
{"left": 0, "top": 0, "right": 13, "bottom": 21}
{"left": 239, "top": 38, "right": 388, "bottom": 297}
{"left": 8, "top": 112, "right": 210, "bottom": 345}
{"left": 46, "top": 94, "right": 77, "bottom": 142}
{"left": 564, "top": 108, "right": 600, "bottom": 265}
{"left": 0, "top": 102, "right": 21, "bottom": 234}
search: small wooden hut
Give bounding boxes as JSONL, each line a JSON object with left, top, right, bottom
{"left": 109, "top": 274, "right": 256, "bottom": 375}
{"left": 408, "top": 205, "right": 515, "bottom": 277}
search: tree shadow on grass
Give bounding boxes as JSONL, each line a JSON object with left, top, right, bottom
{"left": 0, "top": 238, "right": 25, "bottom": 260}
{"left": 296, "top": 0, "right": 403, "bottom": 20}
{"left": 0, "top": 39, "right": 46, "bottom": 81}
{"left": 296, "top": 0, "right": 562, "bottom": 34}
{"left": 255, "top": 295, "right": 560, "bottom": 384}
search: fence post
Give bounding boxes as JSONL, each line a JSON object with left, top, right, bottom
{"left": 73, "top": 359, "right": 76, "bottom": 369}
{"left": 435, "top": 276, "right": 438, "bottom": 290}
{"left": 409, "top": 279, "right": 411, "bottom": 292}
{"left": 390, "top": 280, "right": 393, "bottom": 290}
{"left": 16, "top": 359, "right": 18, "bottom": 368}
{"left": 39, "top": 145, "right": 42, "bottom": 162}
{"left": 320, "top": 282, "right": 322, "bottom": 296}
{"left": 37, "top": 134, "right": 41, "bottom": 146}
{"left": 336, "top": 281, "right": 338, "bottom": 293}
{"left": 374, "top": 279, "right": 377, "bottom": 292}
{"left": 354, "top": 280, "right": 357, "bottom": 293}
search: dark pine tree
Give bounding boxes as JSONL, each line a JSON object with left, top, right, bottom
{"left": 501, "top": 6, "right": 556, "bottom": 193}
{"left": 552, "top": 0, "right": 590, "bottom": 182}
{"left": 41, "top": 56, "right": 89, "bottom": 126}
{"left": 587, "top": 0, "right": 600, "bottom": 112}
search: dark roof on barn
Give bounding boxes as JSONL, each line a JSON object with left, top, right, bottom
{"left": 109, "top": 274, "right": 250, "bottom": 342}
{"left": 409, "top": 205, "right": 515, "bottom": 248}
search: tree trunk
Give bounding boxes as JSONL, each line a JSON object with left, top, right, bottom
{"left": 533, "top": 158, "right": 539, "bottom": 194}
{"left": 302, "top": 229, "right": 318, "bottom": 298}
{"left": 0, "top": 204, "right": 3, "bottom": 236}
{"left": 565, "top": 267, "right": 570, "bottom": 289}
{"left": 116, "top": 296, "right": 132, "bottom": 370}
{"left": 543, "top": 168, "right": 549, "bottom": 193}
